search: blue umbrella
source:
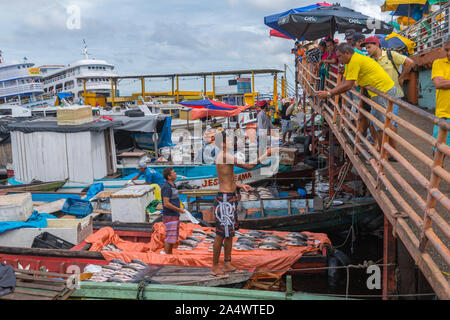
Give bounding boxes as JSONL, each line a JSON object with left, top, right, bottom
{"left": 264, "top": 3, "right": 330, "bottom": 40}
{"left": 391, "top": 2, "right": 429, "bottom": 20}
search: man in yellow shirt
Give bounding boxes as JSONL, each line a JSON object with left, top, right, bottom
{"left": 363, "top": 36, "right": 415, "bottom": 152}
{"left": 317, "top": 43, "right": 396, "bottom": 151}
{"left": 431, "top": 36, "right": 450, "bottom": 146}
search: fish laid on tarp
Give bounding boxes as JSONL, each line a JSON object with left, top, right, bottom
{"left": 177, "top": 245, "right": 195, "bottom": 251}
{"left": 180, "top": 239, "right": 198, "bottom": 247}
{"left": 258, "top": 243, "right": 286, "bottom": 250}
{"left": 186, "top": 236, "right": 202, "bottom": 243}
{"left": 192, "top": 228, "right": 207, "bottom": 235}
{"left": 233, "top": 243, "right": 255, "bottom": 251}
{"left": 260, "top": 236, "right": 284, "bottom": 243}
{"left": 287, "top": 232, "right": 310, "bottom": 240}
{"left": 285, "top": 240, "right": 316, "bottom": 247}
{"left": 261, "top": 234, "right": 285, "bottom": 241}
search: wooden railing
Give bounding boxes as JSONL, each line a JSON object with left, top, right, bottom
{"left": 297, "top": 59, "right": 450, "bottom": 300}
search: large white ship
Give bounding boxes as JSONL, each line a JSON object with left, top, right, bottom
{"left": 41, "top": 41, "right": 118, "bottom": 107}
{"left": 0, "top": 50, "right": 51, "bottom": 110}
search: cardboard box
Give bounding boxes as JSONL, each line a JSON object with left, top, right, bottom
{"left": 278, "top": 147, "right": 298, "bottom": 166}
{"left": 57, "top": 105, "right": 93, "bottom": 126}
{"left": 0, "top": 193, "right": 33, "bottom": 222}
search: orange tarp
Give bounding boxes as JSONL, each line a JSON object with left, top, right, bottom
{"left": 84, "top": 223, "right": 331, "bottom": 275}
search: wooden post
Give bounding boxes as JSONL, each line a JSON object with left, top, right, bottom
{"left": 383, "top": 216, "right": 397, "bottom": 300}
{"left": 329, "top": 131, "right": 335, "bottom": 198}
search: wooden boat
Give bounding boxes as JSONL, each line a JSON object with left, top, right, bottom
{"left": 70, "top": 275, "right": 348, "bottom": 300}
{"left": 0, "top": 246, "right": 253, "bottom": 288}
{"left": 0, "top": 179, "right": 67, "bottom": 192}
{"left": 58, "top": 164, "right": 278, "bottom": 192}
{"left": 237, "top": 198, "right": 383, "bottom": 233}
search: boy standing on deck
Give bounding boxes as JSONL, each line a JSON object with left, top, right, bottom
{"left": 431, "top": 36, "right": 450, "bottom": 146}
{"left": 211, "top": 130, "right": 271, "bottom": 277}
{"left": 161, "top": 167, "right": 184, "bottom": 255}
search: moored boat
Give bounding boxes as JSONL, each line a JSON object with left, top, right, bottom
{"left": 0, "top": 179, "right": 67, "bottom": 192}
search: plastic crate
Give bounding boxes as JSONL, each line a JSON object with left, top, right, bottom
{"left": 31, "top": 232, "right": 75, "bottom": 250}
{"left": 62, "top": 197, "right": 93, "bottom": 217}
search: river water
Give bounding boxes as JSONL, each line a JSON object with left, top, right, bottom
{"left": 291, "top": 231, "right": 384, "bottom": 300}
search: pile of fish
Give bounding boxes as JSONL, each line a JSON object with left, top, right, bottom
{"left": 102, "top": 243, "right": 122, "bottom": 252}
{"left": 232, "top": 230, "right": 318, "bottom": 251}
{"left": 239, "top": 187, "right": 274, "bottom": 201}
{"left": 88, "top": 259, "right": 149, "bottom": 283}
{"left": 171, "top": 228, "right": 320, "bottom": 252}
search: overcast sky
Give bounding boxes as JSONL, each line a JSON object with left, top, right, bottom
{"left": 0, "top": 0, "right": 389, "bottom": 96}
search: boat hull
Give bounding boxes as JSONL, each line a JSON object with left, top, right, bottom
{"left": 238, "top": 199, "right": 382, "bottom": 233}
{"left": 1, "top": 180, "right": 67, "bottom": 192}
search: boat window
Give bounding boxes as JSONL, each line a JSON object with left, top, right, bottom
{"left": 0, "top": 109, "right": 12, "bottom": 115}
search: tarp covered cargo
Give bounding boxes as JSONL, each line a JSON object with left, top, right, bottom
{"left": 84, "top": 224, "right": 331, "bottom": 278}
{"left": 111, "top": 115, "right": 169, "bottom": 133}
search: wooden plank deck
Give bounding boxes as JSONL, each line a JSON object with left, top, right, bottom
{"left": 0, "top": 268, "right": 75, "bottom": 300}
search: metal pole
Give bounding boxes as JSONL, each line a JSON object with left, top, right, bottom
{"left": 176, "top": 75, "right": 179, "bottom": 103}
{"left": 172, "top": 76, "right": 174, "bottom": 96}
{"left": 110, "top": 78, "right": 114, "bottom": 106}
{"left": 212, "top": 74, "right": 215, "bottom": 99}
{"left": 203, "top": 75, "right": 207, "bottom": 98}
{"left": 141, "top": 77, "right": 145, "bottom": 103}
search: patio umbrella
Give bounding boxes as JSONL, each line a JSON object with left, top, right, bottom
{"left": 264, "top": 3, "right": 332, "bottom": 40}
{"left": 179, "top": 99, "right": 249, "bottom": 120}
{"left": 269, "top": 29, "right": 294, "bottom": 39}
{"left": 277, "top": 4, "right": 393, "bottom": 41}
{"left": 381, "top": 0, "right": 430, "bottom": 26}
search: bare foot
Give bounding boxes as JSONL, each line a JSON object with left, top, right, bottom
{"left": 211, "top": 266, "right": 228, "bottom": 278}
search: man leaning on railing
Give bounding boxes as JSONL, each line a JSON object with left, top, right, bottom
{"left": 431, "top": 35, "right": 450, "bottom": 147}
{"left": 316, "top": 43, "right": 397, "bottom": 155}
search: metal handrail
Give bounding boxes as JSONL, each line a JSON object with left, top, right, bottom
{"left": 398, "top": 2, "right": 450, "bottom": 55}
{"left": 297, "top": 61, "right": 450, "bottom": 300}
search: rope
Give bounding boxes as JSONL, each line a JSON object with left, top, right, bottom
{"left": 136, "top": 280, "right": 151, "bottom": 300}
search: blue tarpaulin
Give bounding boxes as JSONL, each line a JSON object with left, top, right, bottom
{"left": 86, "top": 182, "right": 104, "bottom": 200}
{"left": 0, "top": 211, "right": 57, "bottom": 234}
{"left": 56, "top": 92, "right": 73, "bottom": 99}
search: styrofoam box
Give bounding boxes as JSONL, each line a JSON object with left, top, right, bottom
{"left": 57, "top": 105, "right": 93, "bottom": 126}
{"left": 110, "top": 185, "right": 155, "bottom": 223}
{"left": 0, "top": 193, "right": 33, "bottom": 222}
{"left": 0, "top": 215, "right": 93, "bottom": 248}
